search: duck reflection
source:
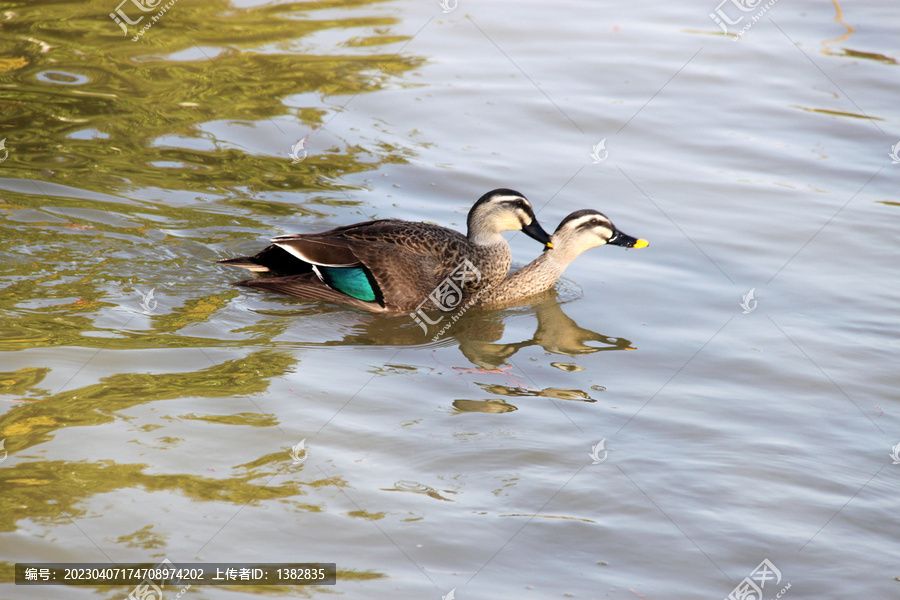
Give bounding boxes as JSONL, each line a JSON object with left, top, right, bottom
{"left": 458, "top": 293, "right": 634, "bottom": 369}
{"left": 232, "top": 286, "right": 637, "bottom": 412}
{"left": 293, "top": 289, "right": 634, "bottom": 368}
{"left": 256, "top": 290, "right": 635, "bottom": 413}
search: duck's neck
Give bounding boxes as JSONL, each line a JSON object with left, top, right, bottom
{"left": 470, "top": 238, "right": 512, "bottom": 288}
{"left": 478, "top": 250, "right": 570, "bottom": 304}
{"left": 511, "top": 250, "right": 571, "bottom": 288}
{"left": 467, "top": 226, "right": 506, "bottom": 247}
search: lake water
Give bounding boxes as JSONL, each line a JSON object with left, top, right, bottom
{"left": 1, "top": 0, "right": 898, "bottom": 598}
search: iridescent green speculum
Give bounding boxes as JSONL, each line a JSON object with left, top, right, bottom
{"left": 317, "top": 266, "right": 378, "bottom": 302}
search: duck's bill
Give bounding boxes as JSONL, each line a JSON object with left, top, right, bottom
{"left": 522, "top": 220, "right": 554, "bottom": 248}
{"left": 608, "top": 230, "right": 649, "bottom": 249}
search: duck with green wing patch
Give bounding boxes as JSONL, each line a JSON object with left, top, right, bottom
{"left": 218, "top": 189, "right": 552, "bottom": 313}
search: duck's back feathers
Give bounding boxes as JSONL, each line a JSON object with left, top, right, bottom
{"left": 273, "top": 235, "right": 363, "bottom": 268}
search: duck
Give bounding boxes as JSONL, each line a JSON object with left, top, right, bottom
{"left": 474, "top": 209, "right": 648, "bottom": 307}
{"left": 218, "top": 189, "right": 553, "bottom": 314}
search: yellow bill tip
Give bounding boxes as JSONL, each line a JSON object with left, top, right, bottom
{"left": 545, "top": 241, "right": 554, "bottom": 249}
{"left": 633, "top": 238, "right": 649, "bottom": 249}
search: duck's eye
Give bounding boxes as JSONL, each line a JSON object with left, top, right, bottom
{"left": 514, "top": 200, "right": 527, "bottom": 210}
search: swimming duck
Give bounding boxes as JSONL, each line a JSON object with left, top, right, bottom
{"left": 218, "top": 189, "right": 553, "bottom": 313}
{"left": 474, "top": 209, "right": 648, "bottom": 306}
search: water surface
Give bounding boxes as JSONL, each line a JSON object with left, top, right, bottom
{"left": 1, "top": 1, "right": 898, "bottom": 598}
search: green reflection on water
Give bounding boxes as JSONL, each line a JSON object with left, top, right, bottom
{"left": 179, "top": 411, "right": 278, "bottom": 427}
{"left": 116, "top": 524, "right": 168, "bottom": 549}
{"left": 0, "top": 458, "right": 306, "bottom": 533}
{"left": 0, "top": 0, "right": 421, "bottom": 195}
{"left": 0, "top": 350, "right": 295, "bottom": 452}
{"left": 0, "top": 367, "right": 51, "bottom": 397}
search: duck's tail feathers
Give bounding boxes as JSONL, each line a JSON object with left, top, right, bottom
{"left": 218, "top": 256, "right": 271, "bottom": 273}
{"left": 218, "top": 245, "right": 314, "bottom": 277}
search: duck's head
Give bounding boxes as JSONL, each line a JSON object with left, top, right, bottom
{"left": 467, "top": 189, "right": 553, "bottom": 247}
{"left": 548, "top": 209, "right": 648, "bottom": 259}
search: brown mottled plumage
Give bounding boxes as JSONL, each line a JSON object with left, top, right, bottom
{"left": 218, "top": 189, "right": 552, "bottom": 313}
{"left": 475, "top": 209, "right": 648, "bottom": 307}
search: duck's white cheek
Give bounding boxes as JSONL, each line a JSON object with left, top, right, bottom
{"left": 505, "top": 213, "right": 526, "bottom": 230}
